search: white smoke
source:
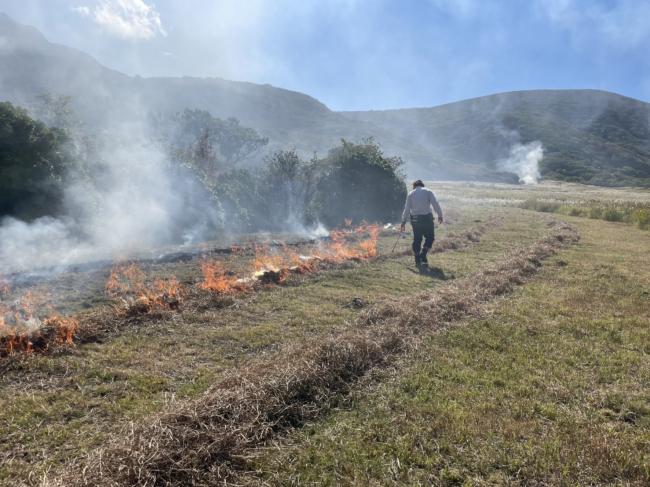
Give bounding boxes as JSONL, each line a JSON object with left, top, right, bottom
{"left": 0, "top": 120, "right": 222, "bottom": 275}
{"left": 498, "top": 141, "right": 543, "bottom": 184}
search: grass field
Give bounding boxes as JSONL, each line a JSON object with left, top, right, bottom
{"left": 252, "top": 209, "right": 650, "bottom": 486}
{"left": 1, "top": 181, "right": 649, "bottom": 486}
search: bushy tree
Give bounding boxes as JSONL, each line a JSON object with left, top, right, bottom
{"left": 30, "top": 94, "right": 77, "bottom": 131}
{"left": 314, "top": 139, "right": 407, "bottom": 226}
{"left": 0, "top": 101, "right": 70, "bottom": 218}
{"left": 218, "top": 117, "right": 269, "bottom": 165}
{"left": 259, "top": 150, "right": 318, "bottom": 228}
{"left": 159, "top": 109, "right": 268, "bottom": 180}
{"left": 210, "top": 142, "right": 406, "bottom": 232}
{"left": 210, "top": 169, "right": 259, "bottom": 231}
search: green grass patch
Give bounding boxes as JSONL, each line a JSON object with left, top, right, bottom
{"left": 0, "top": 206, "right": 530, "bottom": 483}
{"left": 520, "top": 198, "right": 650, "bottom": 230}
{"left": 251, "top": 216, "right": 650, "bottom": 486}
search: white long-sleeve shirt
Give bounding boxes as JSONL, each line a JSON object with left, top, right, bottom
{"left": 401, "top": 187, "right": 443, "bottom": 223}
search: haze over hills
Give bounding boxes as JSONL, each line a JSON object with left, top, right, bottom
{"left": 345, "top": 90, "right": 650, "bottom": 186}
{"left": 0, "top": 13, "right": 420, "bottom": 165}
{"left": 1, "top": 12, "right": 649, "bottom": 186}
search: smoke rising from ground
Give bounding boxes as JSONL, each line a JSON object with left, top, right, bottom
{"left": 498, "top": 141, "right": 543, "bottom": 184}
{"left": 0, "top": 120, "right": 223, "bottom": 275}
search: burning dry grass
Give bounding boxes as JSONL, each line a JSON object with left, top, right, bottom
{"left": 200, "top": 260, "right": 251, "bottom": 294}
{"left": 73, "top": 221, "right": 493, "bottom": 347}
{"left": 63, "top": 221, "right": 578, "bottom": 486}
{"left": 0, "top": 221, "right": 493, "bottom": 359}
{"left": 106, "top": 263, "right": 183, "bottom": 316}
{"left": 199, "top": 223, "right": 381, "bottom": 292}
{"left": 0, "top": 289, "right": 79, "bottom": 357}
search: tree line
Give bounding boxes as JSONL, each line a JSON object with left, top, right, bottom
{"left": 0, "top": 99, "right": 407, "bottom": 233}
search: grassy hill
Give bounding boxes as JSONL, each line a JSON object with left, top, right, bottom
{"left": 1, "top": 13, "right": 650, "bottom": 186}
{"left": 344, "top": 90, "right": 650, "bottom": 186}
{"left": 0, "top": 13, "right": 424, "bottom": 165}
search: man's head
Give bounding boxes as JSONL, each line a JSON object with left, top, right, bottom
{"left": 412, "top": 179, "right": 425, "bottom": 189}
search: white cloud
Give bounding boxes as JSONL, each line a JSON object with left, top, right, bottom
{"left": 535, "top": 0, "right": 650, "bottom": 50}
{"left": 74, "top": 0, "right": 166, "bottom": 41}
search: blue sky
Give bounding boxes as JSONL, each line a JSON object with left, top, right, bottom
{"left": 1, "top": 0, "right": 649, "bottom": 110}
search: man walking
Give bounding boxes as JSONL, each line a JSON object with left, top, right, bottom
{"left": 400, "top": 180, "right": 444, "bottom": 267}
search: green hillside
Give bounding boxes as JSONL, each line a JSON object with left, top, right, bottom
{"left": 344, "top": 90, "right": 650, "bottom": 186}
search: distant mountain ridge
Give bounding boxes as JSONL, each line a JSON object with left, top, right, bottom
{"left": 1, "top": 12, "right": 649, "bottom": 186}
{"left": 344, "top": 90, "right": 650, "bottom": 186}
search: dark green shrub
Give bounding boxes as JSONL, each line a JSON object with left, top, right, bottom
{"left": 603, "top": 208, "right": 624, "bottom": 222}
{"left": 258, "top": 150, "right": 319, "bottom": 229}
{"left": 0, "top": 101, "right": 70, "bottom": 219}
{"left": 314, "top": 140, "right": 407, "bottom": 226}
{"left": 211, "top": 169, "right": 258, "bottom": 231}
{"left": 520, "top": 199, "right": 561, "bottom": 213}
{"left": 589, "top": 207, "right": 603, "bottom": 219}
{"left": 633, "top": 208, "right": 649, "bottom": 229}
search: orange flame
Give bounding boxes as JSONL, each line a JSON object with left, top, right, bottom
{"left": 200, "top": 260, "right": 248, "bottom": 294}
{"left": 314, "top": 223, "right": 381, "bottom": 263}
{"left": 281, "top": 245, "right": 317, "bottom": 274}
{"left": 1, "top": 290, "right": 79, "bottom": 357}
{"left": 43, "top": 316, "right": 79, "bottom": 344}
{"left": 106, "top": 263, "right": 146, "bottom": 297}
{"left": 106, "top": 263, "right": 184, "bottom": 312}
{"left": 197, "top": 221, "right": 381, "bottom": 294}
{"left": 253, "top": 245, "right": 285, "bottom": 271}
{"left": 357, "top": 224, "right": 380, "bottom": 258}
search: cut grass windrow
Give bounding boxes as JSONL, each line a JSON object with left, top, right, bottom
{"left": 58, "top": 221, "right": 578, "bottom": 487}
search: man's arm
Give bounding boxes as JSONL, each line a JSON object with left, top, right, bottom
{"left": 430, "top": 192, "right": 444, "bottom": 224}
{"left": 400, "top": 193, "right": 411, "bottom": 231}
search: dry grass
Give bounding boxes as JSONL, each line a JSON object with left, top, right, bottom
{"left": 362, "top": 221, "right": 578, "bottom": 329}
{"left": 58, "top": 221, "right": 578, "bottom": 487}
{"left": 3, "top": 210, "right": 511, "bottom": 485}
{"left": 25, "top": 222, "right": 495, "bottom": 356}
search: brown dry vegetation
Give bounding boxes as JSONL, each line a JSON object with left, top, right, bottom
{"left": 55, "top": 220, "right": 496, "bottom": 348}
{"left": 57, "top": 222, "right": 578, "bottom": 486}
{"left": 2, "top": 207, "right": 515, "bottom": 484}
{"left": 1, "top": 183, "right": 648, "bottom": 487}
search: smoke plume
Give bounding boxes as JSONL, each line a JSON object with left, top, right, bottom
{"left": 498, "top": 141, "right": 543, "bottom": 184}
{"left": 0, "top": 119, "right": 223, "bottom": 275}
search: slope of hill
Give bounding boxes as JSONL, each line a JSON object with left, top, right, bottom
{"left": 1, "top": 13, "right": 650, "bottom": 186}
{"left": 0, "top": 13, "right": 426, "bottom": 164}
{"left": 343, "top": 90, "right": 650, "bottom": 186}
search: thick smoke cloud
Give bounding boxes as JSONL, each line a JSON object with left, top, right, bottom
{"left": 0, "top": 119, "right": 223, "bottom": 275}
{"left": 498, "top": 141, "right": 543, "bottom": 184}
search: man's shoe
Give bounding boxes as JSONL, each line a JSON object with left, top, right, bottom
{"left": 414, "top": 254, "right": 421, "bottom": 267}
{"left": 419, "top": 253, "right": 428, "bottom": 266}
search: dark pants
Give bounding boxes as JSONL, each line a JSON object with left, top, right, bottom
{"left": 411, "top": 213, "right": 435, "bottom": 256}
